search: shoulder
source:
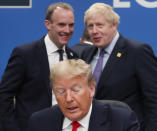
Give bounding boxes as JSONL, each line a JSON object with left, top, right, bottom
{"left": 9, "top": 37, "right": 45, "bottom": 60}
{"left": 13, "top": 37, "right": 44, "bottom": 53}
{"left": 119, "top": 35, "right": 153, "bottom": 51}
{"left": 118, "top": 35, "right": 156, "bottom": 61}
{"left": 30, "top": 105, "right": 62, "bottom": 122}
{"left": 28, "top": 105, "right": 64, "bottom": 131}
{"left": 71, "top": 43, "right": 92, "bottom": 49}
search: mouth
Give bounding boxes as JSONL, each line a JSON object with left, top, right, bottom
{"left": 60, "top": 35, "right": 71, "bottom": 40}
{"left": 93, "top": 37, "right": 101, "bottom": 42}
{"left": 67, "top": 106, "right": 78, "bottom": 113}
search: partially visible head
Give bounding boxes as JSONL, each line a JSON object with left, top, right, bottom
{"left": 50, "top": 59, "right": 95, "bottom": 121}
{"left": 80, "top": 28, "right": 91, "bottom": 43}
{"left": 84, "top": 3, "right": 120, "bottom": 48}
{"left": 45, "top": 2, "right": 74, "bottom": 48}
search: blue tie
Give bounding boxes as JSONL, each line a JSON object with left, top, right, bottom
{"left": 93, "top": 49, "right": 105, "bottom": 85}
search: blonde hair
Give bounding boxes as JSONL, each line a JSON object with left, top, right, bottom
{"left": 50, "top": 59, "right": 95, "bottom": 88}
{"left": 84, "top": 3, "right": 120, "bottom": 25}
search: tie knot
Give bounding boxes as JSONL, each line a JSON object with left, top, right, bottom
{"left": 57, "top": 49, "right": 64, "bottom": 54}
{"left": 71, "top": 121, "right": 80, "bottom": 131}
{"left": 99, "top": 49, "right": 105, "bottom": 57}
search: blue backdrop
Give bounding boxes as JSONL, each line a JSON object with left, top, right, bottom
{"left": 0, "top": 0, "right": 157, "bottom": 79}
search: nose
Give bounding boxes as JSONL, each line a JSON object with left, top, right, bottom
{"left": 65, "top": 90, "right": 73, "bottom": 102}
{"left": 92, "top": 25, "right": 97, "bottom": 33}
{"left": 64, "top": 25, "right": 71, "bottom": 33}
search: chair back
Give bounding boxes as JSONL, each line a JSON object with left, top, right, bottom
{"left": 98, "top": 100, "right": 131, "bottom": 109}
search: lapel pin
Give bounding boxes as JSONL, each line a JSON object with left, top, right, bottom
{"left": 117, "top": 52, "right": 122, "bottom": 57}
{"left": 70, "top": 52, "right": 73, "bottom": 56}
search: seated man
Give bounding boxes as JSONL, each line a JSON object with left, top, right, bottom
{"left": 28, "top": 59, "right": 140, "bottom": 131}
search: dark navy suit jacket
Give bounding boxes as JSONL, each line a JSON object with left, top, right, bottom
{"left": 80, "top": 34, "right": 157, "bottom": 131}
{"left": 28, "top": 100, "right": 140, "bottom": 131}
{"left": 0, "top": 37, "right": 78, "bottom": 131}
{"left": 71, "top": 42, "right": 92, "bottom": 57}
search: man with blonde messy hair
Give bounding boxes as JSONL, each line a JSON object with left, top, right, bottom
{"left": 80, "top": 3, "right": 157, "bottom": 131}
{"left": 28, "top": 59, "right": 139, "bottom": 131}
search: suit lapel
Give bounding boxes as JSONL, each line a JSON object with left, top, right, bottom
{"left": 65, "top": 46, "right": 78, "bottom": 59}
{"left": 36, "top": 38, "right": 52, "bottom": 101}
{"left": 96, "top": 35, "right": 127, "bottom": 92}
{"left": 83, "top": 46, "right": 98, "bottom": 64}
{"left": 88, "top": 100, "right": 111, "bottom": 131}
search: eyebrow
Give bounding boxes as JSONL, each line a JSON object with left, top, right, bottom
{"left": 54, "top": 83, "right": 81, "bottom": 89}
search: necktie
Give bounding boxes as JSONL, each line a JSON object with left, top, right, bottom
{"left": 93, "top": 49, "right": 105, "bottom": 85}
{"left": 71, "top": 121, "right": 80, "bottom": 131}
{"left": 57, "top": 49, "right": 64, "bottom": 61}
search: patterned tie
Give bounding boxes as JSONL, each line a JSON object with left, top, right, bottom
{"left": 93, "top": 49, "right": 105, "bottom": 85}
{"left": 71, "top": 121, "right": 80, "bottom": 131}
{"left": 57, "top": 49, "right": 64, "bottom": 61}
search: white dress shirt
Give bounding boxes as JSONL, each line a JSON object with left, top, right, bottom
{"left": 62, "top": 103, "right": 93, "bottom": 131}
{"left": 83, "top": 41, "right": 93, "bottom": 45}
{"left": 44, "top": 34, "right": 67, "bottom": 105}
{"left": 90, "top": 32, "right": 120, "bottom": 73}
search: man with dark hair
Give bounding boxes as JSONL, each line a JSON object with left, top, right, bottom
{"left": 0, "top": 2, "right": 78, "bottom": 131}
{"left": 71, "top": 28, "right": 93, "bottom": 57}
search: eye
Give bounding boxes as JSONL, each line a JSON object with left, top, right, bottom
{"left": 71, "top": 85, "right": 81, "bottom": 93}
{"left": 58, "top": 23, "right": 66, "bottom": 27}
{"left": 55, "top": 88, "right": 66, "bottom": 95}
{"left": 69, "top": 23, "right": 74, "bottom": 28}
{"left": 87, "top": 24, "right": 93, "bottom": 29}
{"left": 97, "top": 23, "right": 103, "bottom": 28}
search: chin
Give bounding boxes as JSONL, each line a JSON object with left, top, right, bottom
{"left": 66, "top": 114, "right": 82, "bottom": 121}
{"left": 95, "top": 44, "right": 103, "bottom": 47}
{"left": 60, "top": 42, "right": 69, "bottom": 45}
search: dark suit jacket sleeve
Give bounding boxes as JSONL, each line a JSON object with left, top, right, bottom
{"left": 27, "top": 106, "right": 64, "bottom": 131}
{"left": 135, "top": 43, "right": 157, "bottom": 130}
{"left": 0, "top": 47, "right": 25, "bottom": 131}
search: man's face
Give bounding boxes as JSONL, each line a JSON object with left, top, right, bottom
{"left": 53, "top": 76, "right": 95, "bottom": 121}
{"left": 86, "top": 13, "right": 117, "bottom": 48}
{"left": 45, "top": 7, "right": 74, "bottom": 48}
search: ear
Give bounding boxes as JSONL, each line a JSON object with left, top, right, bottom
{"left": 45, "top": 20, "right": 51, "bottom": 30}
{"left": 80, "top": 38, "right": 83, "bottom": 42}
{"left": 112, "top": 22, "right": 118, "bottom": 31}
{"left": 89, "top": 85, "right": 95, "bottom": 97}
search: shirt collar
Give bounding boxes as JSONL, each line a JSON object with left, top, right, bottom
{"left": 62, "top": 103, "right": 93, "bottom": 130}
{"left": 99, "top": 32, "right": 119, "bottom": 55}
{"left": 44, "top": 34, "right": 66, "bottom": 54}
{"left": 83, "top": 41, "right": 93, "bottom": 45}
